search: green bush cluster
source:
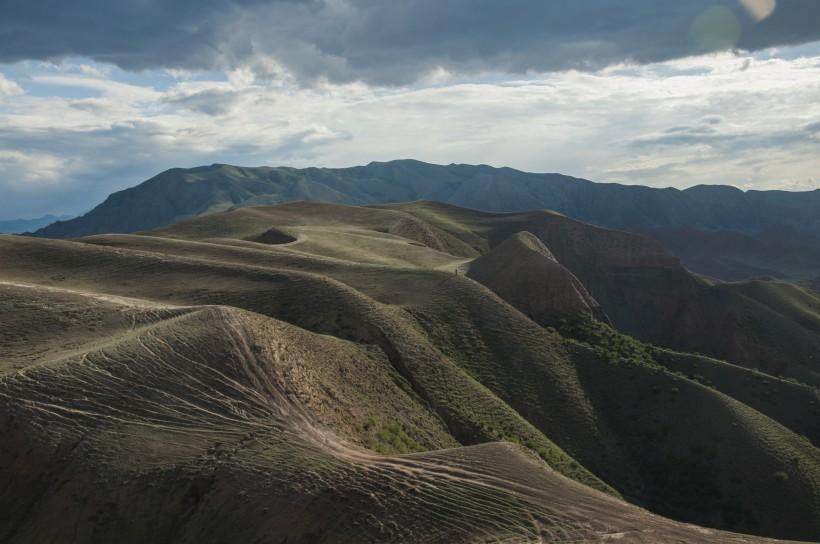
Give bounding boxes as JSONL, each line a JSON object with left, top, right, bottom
{"left": 369, "top": 421, "right": 424, "bottom": 454}
{"left": 772, "top": 471, "right": 790, "bottom": 482}
{"left": 557, "top": 316, "right": 660, "bottom": 370}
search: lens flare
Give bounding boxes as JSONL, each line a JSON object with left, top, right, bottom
{"left": 740, "top": 0, "right": 777, "bottom": 22}
{"left": 691, "top": 7, "right": 743, "bottom": 52}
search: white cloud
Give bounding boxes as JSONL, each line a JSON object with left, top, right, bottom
{"left": 0, "top": 150, "right": 73, "bottom": 186}
{"left": 0, "top": 74, "right": 23, "bottom": 97}
{"left": 31, "top": 74, "right": 159, "bottom": 101}
{"left": 748, "top": 177, "right": 820, "bottom": 191}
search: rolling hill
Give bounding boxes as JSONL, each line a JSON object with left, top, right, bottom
{"left": 4, "top": 201, "right": 819, "bottom": 542}
{"left": 31, "top": 160, "right": 820, "bottom": 286}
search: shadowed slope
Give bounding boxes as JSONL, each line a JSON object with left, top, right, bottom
{"left": 386, "top": 201, "right": 820, "bottom": 387}
{"left": 400, "top": 274, "right": 820, "bottom": 540}
{"left": 641, "top": 226, "right": 820, "bottom": 287}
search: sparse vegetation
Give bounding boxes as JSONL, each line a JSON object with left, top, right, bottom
{"left": 2, "top": 200, "right": 819, "bottom": 542}
{"left": 556, "top": 316, "right": 661, "bottom": 370}
{"left": 370, "top": 422, "right": 423, "bottom": 454}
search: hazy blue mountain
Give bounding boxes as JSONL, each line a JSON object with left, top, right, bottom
{"left": 0, "top": 214, "right": 74, "bottom": 234}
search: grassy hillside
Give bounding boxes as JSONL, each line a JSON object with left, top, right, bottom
{"left": 4, "top": 200, "right": 819, "bottom": 541}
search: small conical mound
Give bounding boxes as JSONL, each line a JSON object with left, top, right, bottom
{"left": 249, "top": 227, "right": 297, "bottom": 245}
{"left": 467, "top": 231, "right": 606, "bottom": 325}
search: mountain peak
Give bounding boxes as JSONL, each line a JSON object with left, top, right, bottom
{"left": 498, "top": 230, "right": 558, "bottom": 260}
{"left": 467, "top": 230, "right": 605, "bottom": 325}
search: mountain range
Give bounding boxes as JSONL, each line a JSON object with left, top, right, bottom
{"left": 0, "top": 214, "right": 73, "bottom": 234}
{"left": 32, "top": 160, "right": 820, "bottom": 287}
{"left": 3, "top": 200, "right": 820, "bottom": 542}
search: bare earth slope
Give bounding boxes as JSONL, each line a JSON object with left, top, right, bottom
{"left": 2, "top": 201, "right": 819, "bottom": 542}
{"left": 466, "top": 231, "right": 607, "bottom": 325}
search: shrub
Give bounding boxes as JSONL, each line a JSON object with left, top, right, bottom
{"left": 772, "top": 471, "right": 790, "bottom": 482}
{"left": 372, "top": 422, "right": 423, "bottom": 454}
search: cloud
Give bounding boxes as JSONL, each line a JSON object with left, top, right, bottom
{"left": 0, "top": 73, "right": 23, "bottom": 96}
{"left": 2, "top": 1, "right": 820, "bottom": 85}
{"left": 163, "top": 85, "right": 248, "bottom": 116}
{"left": 0, "top": 150, "right": 70, "bottom": 185}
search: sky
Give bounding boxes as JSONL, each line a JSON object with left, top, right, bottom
{"left": 1, "top": 0, "right": 820, "bottom": 220}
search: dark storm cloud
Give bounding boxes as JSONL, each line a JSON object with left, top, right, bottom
{"left": 1, "top": 1, "right": 819, "bottom": 84}
{"left": 163, "top": 88, "right": 248, "bottom": 116}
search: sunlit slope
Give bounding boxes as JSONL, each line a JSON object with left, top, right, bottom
{"left": 0, "top": 235, "right": 610, "bottom": 492}
{"left": 0, "top": 277, "right": 788, "bottom": 543}
{"left": 0, "top": 289, "right": 599, "bottom": 543}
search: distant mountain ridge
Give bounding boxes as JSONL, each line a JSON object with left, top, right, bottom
{"left": 0, "top": 214, "right": 73, "bottom": 234}
{"left": 33, "top": 160, "right": 820, "bottom": 284}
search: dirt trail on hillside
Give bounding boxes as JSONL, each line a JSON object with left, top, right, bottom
{"left": 0, "top": 279, "right": 795, "bottom": 543}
